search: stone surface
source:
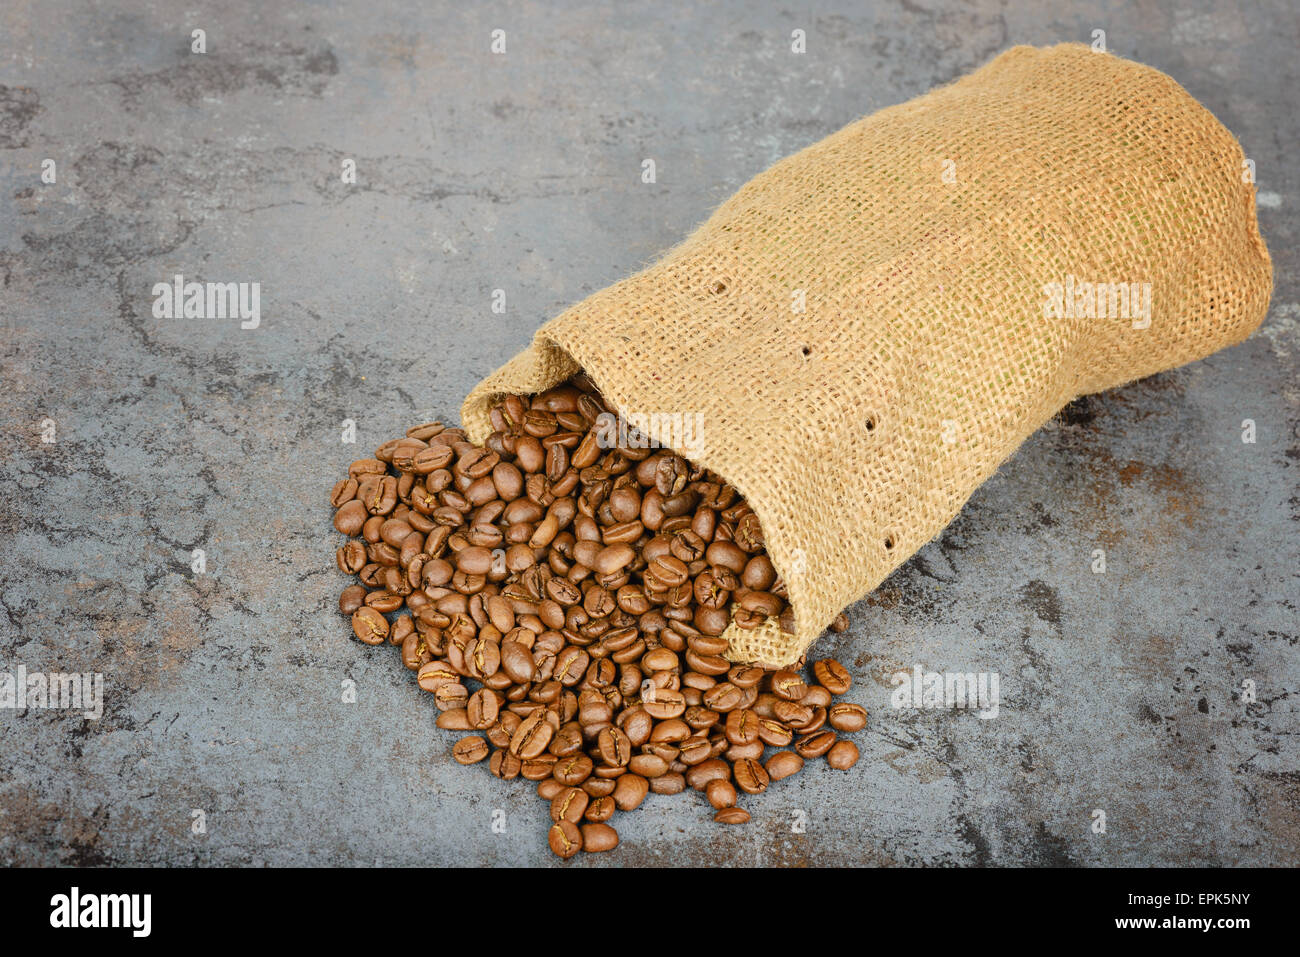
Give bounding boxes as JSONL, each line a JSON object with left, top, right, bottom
{"left": 0, "top": 0, "right": 1296, "bottom": 866}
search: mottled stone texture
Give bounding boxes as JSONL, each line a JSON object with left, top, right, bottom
{"left": 0, "top": 0, "right": 1295, "bottom": 867}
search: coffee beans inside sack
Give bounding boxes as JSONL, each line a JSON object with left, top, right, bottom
{"left": 331, "top": 376, "right": 864, "bottom": 858}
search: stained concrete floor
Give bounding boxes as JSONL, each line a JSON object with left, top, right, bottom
{"left": 1, "top": 0, "right": 1297, "bottom": 867}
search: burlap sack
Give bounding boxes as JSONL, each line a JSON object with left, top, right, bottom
{"left": 461, "top": 43, "right": 1272, "bottom": 668}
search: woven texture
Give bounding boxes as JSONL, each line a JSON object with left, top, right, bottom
{"left": 462, "top": 44, "right": 1272, "bottom": 667}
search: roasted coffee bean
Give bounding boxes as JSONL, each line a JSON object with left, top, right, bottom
{"left": 550, "top": 723, "right": 586, "bottom": 758}
{"left": 705, "top": 778, "right": 738, "bottom": 809}
{"left": 813, "top": 659, "right": 852, "bottom": 694}
{"left": 580, "top": 822, "right": 619, "bottom": 852}
{"left": 770, "top": 670, "right": 808, "bottom": 701}
{"left": 553, "top": 754, "right": 594, "bottom": 786}
{"left": 800, "top": 685, "right": 832, "bottom": 708}
{"left": 795, "top": 730, "right": 837, "bottom": 759}
{"left": 678, "top": 737, "right": 712, "bottom": 765}
{"left": 522, "top": 755, "right": 558, "bottom": 780}
{"left": 453, "top": 736, "right": 490, "bottom": 765}
{"left": 724, "top": 708, "right": 760, "bottom": 745}
{"left": 510, "top": 710, "right": 555, "bottom": 759}
{"left": 467, "top": 689, "right": 500, "bottom": 728}
{"left": 331, "top": 478, "right": 359, "bottom": 507}
{"left": 434, "top": 682, "right": 468, "bottom": 711}
{"left": 584, "top": 795, "right": 615, "bottom": 823}
{"left": 686, "top": 759, "right": 731, "bottom": 791}
{"left": 649, "top": 772, "right": 686, "bottom": 795}
{"left": 582, "top": 776, "right": 617, "bottom": 796}
{"left": 334, "top": 500, "right": 368, "bottom": 536}
{"left": 828, "top": 702, "right": 868, "bottom": 732}
{"left": 612, "top": 773, "right": 649, "bottom": 811}
{"left": 418, "top": 660, "right": 460, "bottom": 691}
{"left": 351, "top": 607, "right": 389, "bottom": 645}
{"left": 765, "top": 750, "right": 804, "bottom": 781}
{"left": 701, "top": 682, "right": 743, "bottom": 712}
{"left": 756, "top": 719, "right": 793, "bottom": 748}
{"left": 733, "top": 757, "right": 769, "bottom": 794}
{"left": 437, "top": 709, "right": 472, "bottom": 731}
{"left": 826, "top": 740, "right": 860, "bottom": 769}
{"left": 337, "top": 540, "right": 367, "bottom": 574}
{"left": 550, "top": 787, "right": 589, "bottom": 824}
{"left": 628, "top": 753, "right": 669, "bottom": 778}
{"left": 548, "top": 820, "right": 583, "bottom": 859}
{"left": 339, "top": 584, "right": 366, "bottom": 615}
{"left": 714, "top": 808, "right": 751, "bottom": 825}
{"left": 490, "top": 749, "right": 522, "bottom": 780}
{"left": 642, "top": 688, "right": 686, "bottom": 720}
{"left": 774, "top": 701, "right": 814, "bottom": 726}
{"left": 597, "top": 727, "right": 632, "bottom": 766}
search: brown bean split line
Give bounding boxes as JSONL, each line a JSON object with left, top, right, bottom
{"left": 330, "top": 378, "right": 870, "bottom": 858}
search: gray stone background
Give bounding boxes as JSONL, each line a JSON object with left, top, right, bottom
{"left": 1, "top": 0, "right": 1296, "bottom": 867}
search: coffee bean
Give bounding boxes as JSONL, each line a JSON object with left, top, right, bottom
{"left": 453, "top": 736, "right": 489, "bottom": 764}
{"left": 642, "top": 688, "right": 686, "bottom": 720}
{"left": 554, "top": 754, "right": 593, "bottom": 786}
{"left": 548, "top": 820, "right": 583, "bottom": 859}
{"left": 765, "top": 750, "right": 804, "bottom": 781}
{"left": 813, "top": 659, "right": 852, "bottom": 694}
{"left": 733, "top": 758, "right": 769, "bottom": 794}
{"left": 629, "top": 753, "right": 669, "bottom": 778}
{"left": 490, "top": 749, "right": 522, "bottom": 779}
{"left": 417, "top": 661, "right": 458, "bottom": 693}
{"left": 794, "top": 730, "right": 837, "bottom": 759}
{"left": 714, "top": 808, "right": 750, "bottom": 824}
{"left": 596, "top": 726, "right": 632, "bottom": 767}
{"left": 582, "top": 775, "right": 617, "bottom": 796}
{"left": 510, "top": 710, "right": 555, "bottom": 759}
{"left": 770, "top": 670, "right": 808, "bottom": 701}
{"left": 612, "top": 773, "right": 649, "bottom": 811}
{"left": 584, "top": 795, "right": 615, "bottom": 822}
{"left": 828, "top": 702, "right": 867, "bottom": 732}
{"left": 334, "top": 500, "right": 368, "bottom": 535}
{"left": 580, "top": 822, "right": 619, "bottom": 853}
{"left": 649, "top": 772, "right": 686, "bottom": 795}
{"left": 339, "top": 584, "right": 366, "bottom": 615}
{"left": 467, "top": 689, "right": 499, "bottom": 728}
{"left": 351, "top": 607, "right": 389, "bottom": 645}
{"left": 455, "top": 546, "right": 493, "bottom": 575}
{"left": 686, "top": 759, "right": 731, "bottom": 792}
{"left": 550, "top": 787, "right": 589, "bottom": 824}
{"left": 705, "top": 778, "right": 737, "bottom": 809}
{"left": 826, "top": 740, "right": 860, "bottom": 769}
{"left": 594, "top": 543, "right": 636, "bottom": 575}
{"left": 437, "top": 709, "right": 472, "bottom": 731}
{"left": 701, "top": 682, "right": 743, "bottom": 712}
{"left": 773, "top": 701, "right": 813, "bottom": 726}
{"left": 434, "top": 682, "right": 468, "bottom": 711}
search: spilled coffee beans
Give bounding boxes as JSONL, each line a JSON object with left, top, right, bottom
{"left": 331, "top": 376, "right": 868, "bottom": 858}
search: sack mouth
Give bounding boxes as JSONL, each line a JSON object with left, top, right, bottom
{"left": 462, "top": 332, "right": 812, "bottom": 668}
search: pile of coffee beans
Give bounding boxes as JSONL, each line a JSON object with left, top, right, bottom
{"left": 331, "top": 375, "right": 865, "bottom": 858}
